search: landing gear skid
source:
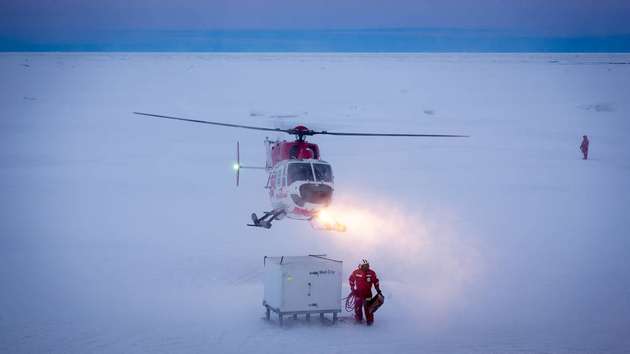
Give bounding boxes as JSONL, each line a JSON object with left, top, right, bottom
{"left": 248, "top": 210, "right": 285, "bottom": 229}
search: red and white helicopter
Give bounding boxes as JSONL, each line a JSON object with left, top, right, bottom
{"left": 134, "top": 112, "right": 467, "bottom": 231}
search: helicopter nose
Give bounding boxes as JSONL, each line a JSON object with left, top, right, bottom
{"left": 298, "top": 183, "right": 333, "bottom": 206}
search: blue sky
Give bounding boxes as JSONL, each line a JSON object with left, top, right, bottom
{"left": 2, "top": 0, "right": 630, "bottom": 51}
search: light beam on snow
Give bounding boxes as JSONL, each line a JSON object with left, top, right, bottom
{"left": 320, "top": 195, "right": 484, "bottom": 324}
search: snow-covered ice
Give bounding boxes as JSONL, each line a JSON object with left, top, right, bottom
{"left": 1, "top": 53, "right": 630, "bottom": 353}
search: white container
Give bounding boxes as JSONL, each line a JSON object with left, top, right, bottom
{"left": 263, "top": 255, "right": 342, "bottom": 324}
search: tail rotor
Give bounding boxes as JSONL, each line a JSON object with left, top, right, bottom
{"left": 233, "top": 141, "right": 265, "bottom": 187}
{"left": 235, "top": 141, "right": 240, "bottom": 186}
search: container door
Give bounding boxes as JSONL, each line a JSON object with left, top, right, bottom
{"left": 281, "top": 264, "right": 311, "bottom": 312}
{"left": 307, "top": 264, "right": 341, "bottom": 311}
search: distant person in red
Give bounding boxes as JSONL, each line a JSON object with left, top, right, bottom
{"left": 580, "top": 135, "right": 590, "bottom": 160}
{"left": 349, "top": 259, "right": 381, "bottom": 325}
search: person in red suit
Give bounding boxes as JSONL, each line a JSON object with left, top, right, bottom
{"left": 580, "top": 135, "right": 589, "bottom": 160}
{"left": 349, "top": 259, "right": 381, "bottom": 325}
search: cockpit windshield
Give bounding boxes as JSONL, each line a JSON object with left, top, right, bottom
{"left": 288, "top": 163, "right": 314, "bottom": 184}
{"left": 313, "top": 163, "right": 333, "bottom": 182}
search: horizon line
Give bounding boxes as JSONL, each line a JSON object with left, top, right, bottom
{"left": 2, "top": 29, "right": 630, "bottom": 52}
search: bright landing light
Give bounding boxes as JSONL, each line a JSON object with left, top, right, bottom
{"left": 314, "top": 204, "right": 392, "bottom": 238}
{"left": 316, "top": 210, "right": 335, "bottom": 224}
{"left": 313, "top": 209, "right": 347, "bottom": 232}
{"left": 232, "top": 163, "right": 240, "bottom": 171}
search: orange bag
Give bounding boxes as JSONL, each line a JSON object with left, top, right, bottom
{"left": 366, "top": 293, "right": 384, "bottom": 314}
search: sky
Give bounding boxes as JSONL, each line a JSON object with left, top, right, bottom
{"left": 2, "top": 0, "right": 630, "bottom": 51}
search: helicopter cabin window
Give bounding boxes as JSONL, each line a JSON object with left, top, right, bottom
{"left": 280, "top": 165, "right": 286, "bottom": 187}
{"left": 313, "top": 163, "right": 333, "bottom": 182}
{"left": 287, "top": 163, "right": 314, "bottom": 184}
{"left": 275, "top": 167, "right": 283, "bottom": 188}
{"left": 269, "top": 171, "right": 275, "bottom": 188}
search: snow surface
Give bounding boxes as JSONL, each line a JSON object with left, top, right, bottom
{"left": 1, "top": 53, "right": 630, "bottom": 353}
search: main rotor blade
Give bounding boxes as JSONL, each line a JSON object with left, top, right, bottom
{"left": 134, "top": 112, "right": 469, "bottom": 138}
{"left": 315, "top": 131, "right": 469, "bottom": 138}
{"left": 133, "top": 112, "right": 288, "bottom": 134}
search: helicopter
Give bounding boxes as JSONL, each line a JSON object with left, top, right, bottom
{"left": 134, "top": 112, "right": 467, "bottom": 231}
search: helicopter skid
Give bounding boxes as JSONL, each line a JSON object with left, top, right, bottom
{"left": 247, "top": 210, "right": 285, "bottom": 229}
